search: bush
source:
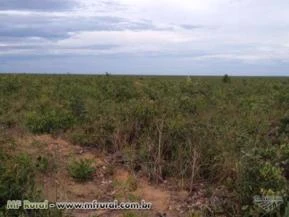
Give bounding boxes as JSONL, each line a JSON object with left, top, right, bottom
{"left": 0, "top": 153, "right": 35, "bottom": 206}
{"left": 0, "top": 141, "right": 62, "bottom": 217}
{"left": 35, "top": 155, "right": 56, "bottom": 173}
{"left": 68, "top": 159, "right": 95, "bottom": 182}
{"left": 0, "top": 153, "right": 39, "bottom": 216}
{"left": 238, "top": 146, "right": 288, "bottom": 216}
{"left": 26, "top": 109, "right": 74, "bottom": 133}
{"left": 69, "top": 130, "right": 96, "bottom": 146}
{"left": 69, "top": 96, "right": 87, "bottom": 120}
{"left": 0, "top": 76, "right": 21, "bottom": 94}
{"left": 179, "top": 96, "right": 197, "bottom": 114}
{"left": 223, "top": 74, "right": 230, "bottom": 83}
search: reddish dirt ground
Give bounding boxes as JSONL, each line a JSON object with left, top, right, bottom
{"left": 14, "top": 134, "right": 208, "bottom": 217}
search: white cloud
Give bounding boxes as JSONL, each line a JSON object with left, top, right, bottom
{"left": 57, "top": 30, "right": 193, "bottom": 46}
{"left": 2, "top": 0, "right": 289, "bottom": 74}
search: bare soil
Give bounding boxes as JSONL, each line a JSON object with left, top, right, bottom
{"left": 15, "top": 134, "right": 208, "bottom": 217}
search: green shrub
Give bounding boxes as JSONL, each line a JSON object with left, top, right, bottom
{"left": 0, "top": 144, "right": 62, "bottom": 217}
{"left": 35, "top": 155, "right": 56, "bottom": 173}
{"left": 0, "top": 153, "right": 35, "bottom": 206}
{"left": 238, "top": 146, "right": 288, "bottom": 214}
{"left": 26, "top": 109, "right": 74, "bottom": 133}
{"left": 222, "top": 74, "right": 230, "bottom": 83}
{"left": 36, "top": 156, "right": 49, "bottom": 173}
{"left": 0, "top": 153, "right": 36, "bottom": 216}
{"left": 69, "top": 130, "right": 96, "bottom": 146}
{"left": 178, "top": 96, "right": 197, "bottom": 114}
{"left": 0, "top": 76, "right": 21, "bottom": 94}
{"left": 69, "top": 96, "right": 87, "bottom": 120}
{"left": 68, "top": 159, "right": 95, "bottom": 182}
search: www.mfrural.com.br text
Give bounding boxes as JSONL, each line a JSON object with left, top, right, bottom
{"left": 6, "top": 200, "right": 152, "bottom": 210}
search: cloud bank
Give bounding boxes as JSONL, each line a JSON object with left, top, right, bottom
{"left": 1, "top": 0, "right": 289, "bottom": 75}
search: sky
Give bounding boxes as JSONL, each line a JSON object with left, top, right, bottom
{"left": 1, "top": 0, "right": 289, "bottom": 75}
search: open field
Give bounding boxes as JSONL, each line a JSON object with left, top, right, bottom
{"left": 1, "top": 74, "right": 289, "bottom": 217}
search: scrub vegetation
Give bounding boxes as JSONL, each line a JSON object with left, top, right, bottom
{"left": 1, "top": 74, "right": 289, "bottom": 216}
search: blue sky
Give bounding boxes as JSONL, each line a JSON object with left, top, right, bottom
{"left": 1, "top": 0, "right": 289, "bottom": 75}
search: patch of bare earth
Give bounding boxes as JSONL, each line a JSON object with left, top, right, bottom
{"left": 15, "top": 135, "right": 204, "bottom": 217}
